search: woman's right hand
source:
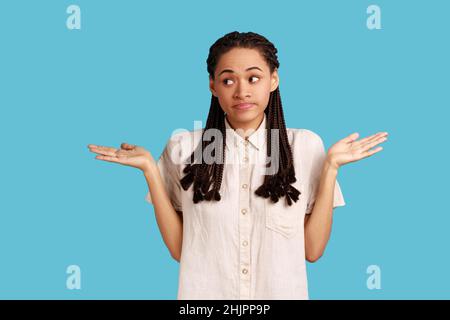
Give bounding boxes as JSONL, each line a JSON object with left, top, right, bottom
{"left": 88, "top": 142, "right": 156, "bottom": 173}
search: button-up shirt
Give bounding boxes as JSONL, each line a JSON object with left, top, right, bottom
{"left": 145, "top": 113, "right": 345, "bottom": 299}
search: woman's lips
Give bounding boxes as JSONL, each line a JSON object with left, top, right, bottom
{"left": 233, "top": 103, "right": 255, "bottom": 110}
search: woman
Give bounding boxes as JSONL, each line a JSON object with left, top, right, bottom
{"left": 88, "top": 31, "right": 388, "bottom": 299}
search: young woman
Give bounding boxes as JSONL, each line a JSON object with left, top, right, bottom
{"left": 88, "top": 31, "right": 388, "bottom": 299}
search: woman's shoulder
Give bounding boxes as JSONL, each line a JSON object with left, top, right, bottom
{"left": 154, "top": 129, "right": 196, "bottom": 168}
{"left": 166, "top": 128, "right": 204, "bottom": 146}
{"left": 162, "top": 128, "right": 204, "bottom": 162}
{"left": 286, "top": 127, "right": 324, "bottom": 146}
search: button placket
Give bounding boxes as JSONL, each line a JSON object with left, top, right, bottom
{"left": 239, "top": 137, "right": 251, "bottom": 299}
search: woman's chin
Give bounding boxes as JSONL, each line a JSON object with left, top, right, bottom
{"left": 229, "top": 112, "right": 255, "bottom": 123}
{"left": 230, "top": 106, "right": 258, "bottom": 118}
{"left": 226, "top": 109, "right": 265, "bottom": 129}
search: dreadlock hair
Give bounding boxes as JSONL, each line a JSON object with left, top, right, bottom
{"left": 180, "top": 31, "right": 301, "bottom": 206}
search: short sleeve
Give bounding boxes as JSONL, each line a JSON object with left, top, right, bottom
{"left": 144, "top": 136, "right": 183, "bottom": 212}
{"left": 304, "top": 131, "right": 346, "bottom": 215}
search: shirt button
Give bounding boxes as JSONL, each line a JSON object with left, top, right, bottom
{"left": 241, "top": 208, "right": 247, "bottom": 215}
{"left": 244, "top": 140, "right": 249, "bottom": 146}
{"left": 242, "top": 184, "right": 248, "bottom": 189}
{"left": 243, "top": 156, "right": 249, "bottom": 162}
{"left": 242, "top": 240, "right": 248, "bottom": 247}
{"left": 242, "top": 268, "right": 248, "bottom": 274}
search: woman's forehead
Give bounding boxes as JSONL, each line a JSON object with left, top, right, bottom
{"left": 216, "top": 48, "right": 268, "bottom": 73}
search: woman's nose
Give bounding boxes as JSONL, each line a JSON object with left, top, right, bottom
{"left": 234, "top": 83, "right": 251, "bottom": 99}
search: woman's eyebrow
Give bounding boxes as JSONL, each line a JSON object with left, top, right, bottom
{"left": 218, "top": 66, "right": 263, "bottom": 77}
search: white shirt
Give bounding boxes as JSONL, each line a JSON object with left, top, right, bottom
{"left": 145, "top": 113, "right": 345, "bottom": 299}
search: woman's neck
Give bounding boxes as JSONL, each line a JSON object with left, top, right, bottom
{"left": 225, "top": 113, "right": 265, "bottom": 139}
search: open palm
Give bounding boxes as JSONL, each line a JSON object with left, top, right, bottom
{"left": 87, "top": 142, "right": 155, "bottom": 172}
{"left": 327, "top": 131, "right": 389, "bottom": 169}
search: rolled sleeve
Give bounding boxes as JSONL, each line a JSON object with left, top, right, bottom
{"left": 305, "top": 131, "right": 345, "bottom": 215}
{"left": 144, "top": 136, "right": 183, "bottom": 212}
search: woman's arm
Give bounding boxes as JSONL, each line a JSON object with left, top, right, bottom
{"left": 304, "top": 160, "right": 338, "bottom": 263}
{"left": 304, "top": 131, "right": 388, "bottom": 263}
{"left": 88, "top": 142, "right": 183, "bottom": 262}
{"left": 144, "top": 165, "right": 183, "bottom": 262}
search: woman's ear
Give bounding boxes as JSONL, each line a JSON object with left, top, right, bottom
{"left": 209, "top": 75, "right": 218, "bottom": 97}
{"left": 270, "top": 68, "right": 279, "bottom": 92}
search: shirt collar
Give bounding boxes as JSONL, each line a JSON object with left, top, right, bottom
{"left": 224, "top": 113, "right": 267, "bottom": 152}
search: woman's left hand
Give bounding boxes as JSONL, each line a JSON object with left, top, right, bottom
{"left": 326, "top": 131, "right": 389, "bottom": 170}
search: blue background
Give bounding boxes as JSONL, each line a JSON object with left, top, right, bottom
{"left": 0, "top": 0, "right": 448, "bottom": 299}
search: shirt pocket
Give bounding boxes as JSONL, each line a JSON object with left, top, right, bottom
{"left": 264, "top": 182, "right": 305, "bottom": 239}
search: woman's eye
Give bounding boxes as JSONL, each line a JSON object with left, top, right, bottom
{"left": 222, "top": 77, "right": 259, "bottom": 85}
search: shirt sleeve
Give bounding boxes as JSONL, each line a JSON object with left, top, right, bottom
{"left": 305, "top": 131, "right": 346, "bottom": 215}
{"left": 144, "top": 135, "right": 183, "bottom": 212}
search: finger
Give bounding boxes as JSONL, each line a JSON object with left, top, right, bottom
{"left": 355, "top": 132, "right": 388, "bottom": 147}
{"left": 95, "top": 155, "right": 122, "bottom": 163}
{"left": 89, "top": 147, "right": 119, "bottom": 157}
{"left": 355, "top": 133, "right": 380, "bottom": 146}
{"left": 89, "top": 145, "right": 119, "bottom": 153}
{"left": 360, "top": 135, "right": 388, "bottom": 151}
{"left": 341, "top": 132, "right": 359, "bottom": 143}
{"left": 362, "top": 146, "right": 383, "bottom": 158}
{"left": 121, "top": 142, "right": 135, "bottom": 150}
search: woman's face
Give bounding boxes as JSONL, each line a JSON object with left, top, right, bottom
{"left": 209, "top": 47, "right": 279, "bottom": 129}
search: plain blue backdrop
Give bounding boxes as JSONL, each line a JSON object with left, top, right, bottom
{"left": 0, "top": 0, "right": 449, "bottom": 299}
